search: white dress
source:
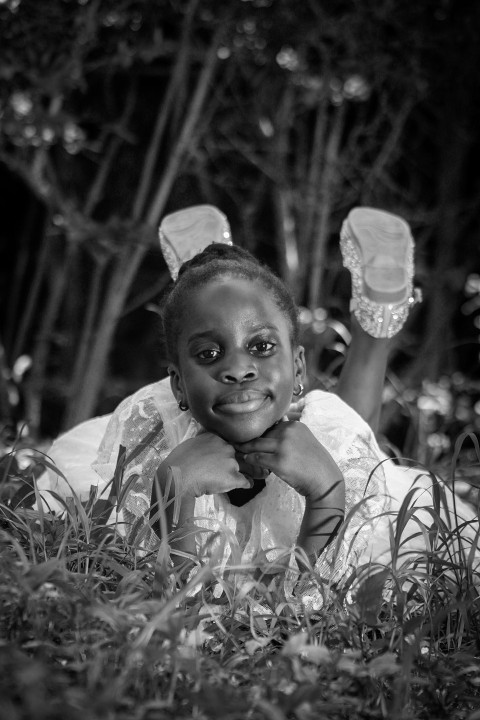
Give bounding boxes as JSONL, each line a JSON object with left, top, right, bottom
{"left": 40, "top": 378, "right": 480, "bottom": 600}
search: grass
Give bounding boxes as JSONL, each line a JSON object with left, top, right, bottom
{"left": 0, "top": 437, "right": 479, "bottom": 720}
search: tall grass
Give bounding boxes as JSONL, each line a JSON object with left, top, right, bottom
{"left": 0, "top": 440, "right": 479, "bottom": 720}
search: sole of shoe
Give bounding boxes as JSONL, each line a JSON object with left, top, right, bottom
{"left": 341, "top": 207, "right": 413, "bottom": 305}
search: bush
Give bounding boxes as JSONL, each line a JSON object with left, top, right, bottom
{"left": 0, "top": 427, "right": 479, "bottom": 720}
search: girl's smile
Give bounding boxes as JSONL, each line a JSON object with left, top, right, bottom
{"left": 169, "top": 276, "right": 305, "bottom": 443}
{"left": 214, "top": 389, "right": 268, "bottom": 414}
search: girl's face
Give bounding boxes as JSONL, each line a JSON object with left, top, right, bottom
{"left": 169, "top": 276, "right": 305, "bottom": 444}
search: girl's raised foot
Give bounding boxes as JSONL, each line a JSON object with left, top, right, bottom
{"left": 340, "top": 207, "right": 421, "bottom": 338}
{"left": 159, "top": 204, "right": 232, "bottom": 280}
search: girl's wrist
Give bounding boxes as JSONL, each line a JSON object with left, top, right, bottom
{"left": 157, "top": 463, "right": 191, "bottom": 499}
{"left": 168, "top": 465, "right": 194, "bottom": 497}
{"left": 301, "top": 472, "right": 343, "bottom": 502}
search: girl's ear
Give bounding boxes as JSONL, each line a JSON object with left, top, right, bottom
{"left": 294, "top": 345, "right": 306, "bottom": 383}
{"left": 168, "top": 364, "right": 184, "bottom": 404}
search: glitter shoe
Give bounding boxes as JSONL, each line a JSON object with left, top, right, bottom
{"left": 159, "top": 204, "right": 233, "bottom": 280}
{"left": 340, "top": 207, "right": 421, "bottom": 339}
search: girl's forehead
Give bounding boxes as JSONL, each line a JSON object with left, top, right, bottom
{"left": 180, "top": 276, "right": 289, "bottom": 332}
{"left": 189, "top": 274, "right": 269, "bottom": 305}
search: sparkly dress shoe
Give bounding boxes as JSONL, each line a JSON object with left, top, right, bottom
{"left": 340, "top": 207, "right": 421, "bottom": 338}
{"left": 159, "top": 204, "right": 233, "bottom": 280}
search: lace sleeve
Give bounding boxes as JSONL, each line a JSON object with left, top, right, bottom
{"left": 92, "top": 379, "right": 194, "bottom": 551}
{"left": 299, "top": 391, "right": 389, "bottom": 588}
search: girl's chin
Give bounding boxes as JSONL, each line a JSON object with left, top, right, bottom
{"left": 221, "top": 429, "right": 261, "bottom": 444}
{"left": 219, "top": 418, "right": 283, "bottom": 444}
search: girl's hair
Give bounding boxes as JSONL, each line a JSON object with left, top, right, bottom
{"left": 162, "top": 243, "right": 300, "bottom": 362}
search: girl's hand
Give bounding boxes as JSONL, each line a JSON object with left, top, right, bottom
{"left": 236, "top": 453, "right": 270, "bottom": 482}
{"left": 159, "top": 432, "right": 252, "bottom": 497}
{"left": 237, "top": 421, "right": 345, "bottom": 564}
{"left": 236, "top": 420, "right": 343, "bottom": 499}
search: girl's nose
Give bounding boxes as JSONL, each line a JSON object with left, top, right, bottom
{"left": 219, "top": 352, "right": 258, "bottom": 384}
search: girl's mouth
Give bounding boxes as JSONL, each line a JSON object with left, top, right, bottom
{"left": 215, "top": 391, "right": 269, "bottom": 415}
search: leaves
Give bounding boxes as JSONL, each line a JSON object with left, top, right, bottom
{"left": 0, "top": 485, "right": 479, "bottom": 719}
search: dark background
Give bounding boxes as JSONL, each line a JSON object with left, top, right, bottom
{"left": 1, "top": 0, "right": 480, "bottom": 456}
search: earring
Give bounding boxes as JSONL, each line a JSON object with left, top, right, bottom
{"left": 293, "top": 382, "right": 304, "bottom": 397}
{"left": 178, "top": 400, "right": 189, "bottom": 411}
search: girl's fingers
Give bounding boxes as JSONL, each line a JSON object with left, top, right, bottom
{"left": 236, "top": 454, "right": 270, "bottom": 480}
{"left": 286, "top": 409, "right": 302, "bottom": 421}
{"left": 241, "top": 451, "right": 275, "bottom": 470}
{"left": 287, "top": 399, "right": 305, "bottom": 419}
{"left": 234, "top": 477, "right": 253, "bottom": 490}
{"left": 250, "top": 466, "right": 270, "bottom": 479}
{"left": 211, "top": 476, "right": 252, "bottom": 494}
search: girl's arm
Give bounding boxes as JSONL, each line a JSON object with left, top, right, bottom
{"left": 236, "top": 422, "right": 345, "bottom": 566}
{"left": 296, "top": 454, "right": 345, "bottom": 569}
{"left": 150, "top": 432, "right": 251, "bottom": 566}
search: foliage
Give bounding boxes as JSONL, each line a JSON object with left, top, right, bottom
{"left": 1, "top": 0, "right": 480, "bottom": 437}
{"left": 1, "top": 5, "right": 480, "bottom": 715}
{"left": 0, "top": 419, "right": 479, "bottom": 720}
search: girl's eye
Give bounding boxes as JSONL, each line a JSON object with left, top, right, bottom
{"left": 197, "top": 348, "right": 221, "bottom": 361}
{"left": 251, "top": 340, "right": 275, "bottom": 355}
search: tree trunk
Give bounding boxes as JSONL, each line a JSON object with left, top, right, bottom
{"left": 272, "top": 186, "right": 297, "bottom": 291}
{"left": 308, "top": 102, "right": 345, "bottom": 310}
{"left": 361, "top": 100, "right": 414, "bottom": 200}
{"left": 146, "top": 29, "right": 221, "bottom": 225}
{"left": 63, "top": 256, "right": 106, "bottom": 429}
{"left": 63, "top": 239, "right": 148, "bottom": 428}
{"left": 25, "top": 234, "right": 74, "bottom": 434}
{"left": 131, "top": 0, "right": 199, "bottom": 221}
{"left": 270, "top": 85, "right": 296, "bottom": 288}
{"left": 0, "top": 335, "right": 12, "bottom": 426}
{"left": 295, "top": 94, "right": 328, "bottom": 300}
{"left": 4, "top": 198, "right": 40, "bottom": 359}
{"left": 409, "top": 114, "right": 470, "bottom": 383}
{"left": 11, "top": 211, "right": 51, "bottom": 364}
{"left": 62, "top": 23, "right": 223, "bottom": 427}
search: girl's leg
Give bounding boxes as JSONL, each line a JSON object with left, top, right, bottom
{"left": 335, "top": 208, "right": 420, "bottom": 433}
{"left": 336, "top": 316, "right": 390, "bottom": 433}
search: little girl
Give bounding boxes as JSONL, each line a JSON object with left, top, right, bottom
{"left": 89, "top": 239, "right": 387, "bottom": 584}
{"left": 43, "top": 206, "right": 479, "bottom": 602}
